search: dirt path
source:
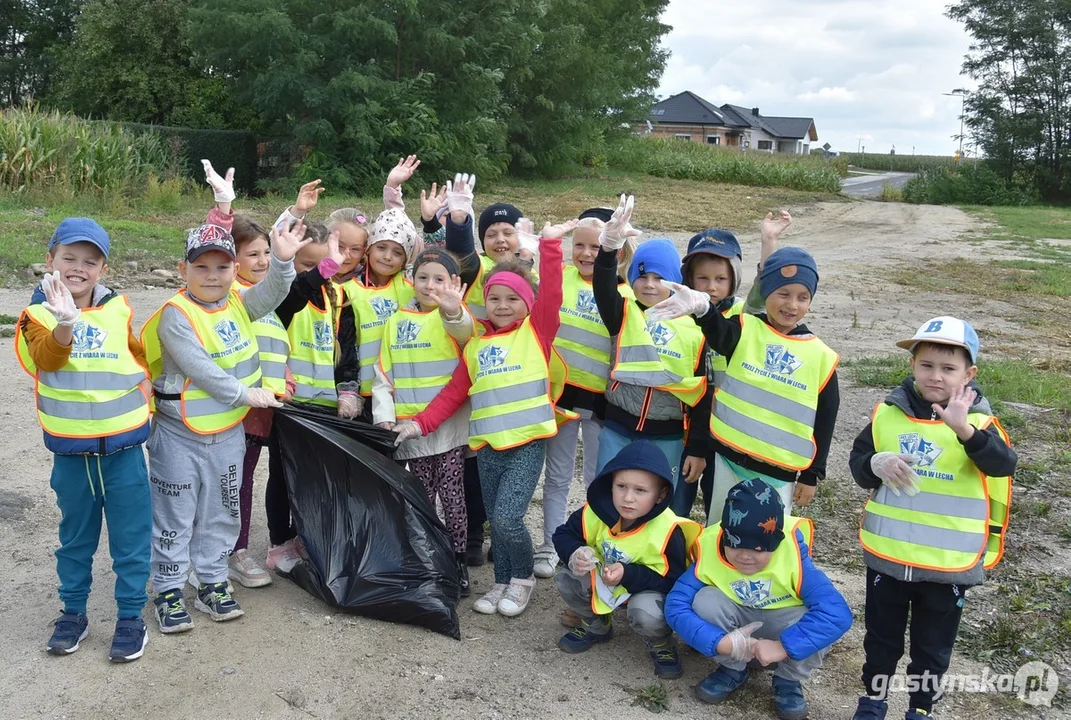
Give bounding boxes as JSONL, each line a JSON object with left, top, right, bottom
{"left": 0, "top": 201, "right": 1062, "bottom": 719}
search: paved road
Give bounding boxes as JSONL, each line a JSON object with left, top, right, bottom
{"left": 840, "top": 171, "right": 916, "bottom": 198}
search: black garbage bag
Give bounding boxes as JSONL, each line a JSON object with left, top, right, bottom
{"left": 272, "top": 403, "right": 461, "bottom": 639}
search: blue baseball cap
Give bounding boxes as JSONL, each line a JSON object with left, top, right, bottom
{"left": 683, "top": 229, "right": 742, "bottom": 263}
{"left": 897, "top": 316, "right": 980, "bottom": 364}
{"left": 48, "top": 218, "right": 111, "bottom": 258}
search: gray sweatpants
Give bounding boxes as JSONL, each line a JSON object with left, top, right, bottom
{"left": 555, "top": 569, "right": 671, "bottom": 642}
{"left": 147, "top": 421, "right": 244, "bottom": 593}
{"left": 693, "top": 585, "right": 826, "bottom": 681}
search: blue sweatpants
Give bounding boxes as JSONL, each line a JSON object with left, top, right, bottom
{"left": 50, "top": 446, "right": 152, "bottom": 619}
{"left": 477, "top": 440, "right": 546, "bottom": 585}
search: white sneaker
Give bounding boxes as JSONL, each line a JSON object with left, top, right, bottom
{"left": 473, "top": 583, "right": 509, "bottom": 614}
{"left": 188, "top": 571, "right": 233, "bottom": 594}
{"left": 533, "top": 545, "right": 559, "bottom": 579}
{"left": 497, "top": 576, "right": 536, "bottom": 617}
{"left": 266, "top": 539, "right": 302, "bottom": 573}
{"left": 229, "top": 549, "right": 272, "bottom": 588}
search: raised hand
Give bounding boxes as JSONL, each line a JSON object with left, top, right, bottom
{"left": 539, "top": 218, "right": 579, "bottom": 241}
{"left": 41, "top": 271, "right": 80, "bottom": 326}
{"left": 932, "top": 383, "right": 977, "bottom": 440}
{"left": 386, "top": 155, "right": 421, "bottom": 189}
{"left": 761, "top": 210, "right": 792, "bottom": 238}
{"left": 600, "top": 194, "right": 641, "bottom": 250}
{"left": 644, "top": 281, "right": 711, "bottom": 321}
{"left": 445, "top": 173, "right": 476, "bottom": 221}
{"left": 430, "top": 274, "right": 467, "bottom": 318}
{"left": 202, "top": 159, "right": 236, "bottom": 204}
{"left": 294, "top": 179, "right": 325, "bottom": 215}
{"left": 420, "top": 183, "right": 448, "bottom": 222}
{"left": 270, "top": 218, "right": 314, "bottom": 262}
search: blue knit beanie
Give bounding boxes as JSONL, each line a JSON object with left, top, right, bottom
{"left": 721, "top": 479, "right": 786, "bottom": 552}
{"left": 593, "top": 439, "right": 676, "bottom": 490}
{"left": 759, "top": 247, "right": 819, "bottom": 299}
{"left": 628, "top": 238, "right": 682, "bottom": 287}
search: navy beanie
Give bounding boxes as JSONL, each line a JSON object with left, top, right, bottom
{"left": 759, "top": 247, "right": 819, "bottom": 299}
{"left": 628, "top": 238, "right": 682, "bottom": 287}
{"left": 478, "top": 203, "right": 523, "bottom": 244}
{"left": 579, "top": 207, "right": 614, "bottom": 223}
{"left": 721, "top": 480, "right": 786, "bottom": 552}
{"left": 593, "top": 440, "right": 676, "bottom": 490}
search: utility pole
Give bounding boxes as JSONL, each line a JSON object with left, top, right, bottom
{"left": 943, "top": 91, "right": 967, "bottom": 157}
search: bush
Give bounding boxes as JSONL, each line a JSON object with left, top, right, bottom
{"left": 843, "top": 153, "right": 961, "bottom": 173}
{"left": 606, "top": 136, "right": 844, "bottom": 193}
{"left": 0, "top": 105, "right": 181, "bottom": 194}
{"left": 902, "top": 163, "right": 1039, "bottom": 206}
{"left": 124, "top": 123, "right": 258, "bottom": 195}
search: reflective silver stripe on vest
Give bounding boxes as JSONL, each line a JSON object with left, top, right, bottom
{"left": 359, "top": 339, "right": 382, "bottom": 363}
{"left": 359, "top": 364, "right": 376, "bottom": 383}
{"left": 719, "top": 376, "right": 816, "bottom": 428}
{"left": 617, "top": 344, "right": 661, "bottom": 364}
{"left": 228, "top": 356, "right": 263, "bottom": 381}
{"left": 396, "top": 385, "right": 445, "bottom": 406}
{"left": 556, "top": 347, "right": 610, "bottom": 379}
{"left": 393, "top": 358, "right": 459, "bottom": 380}
{"left": 255, "top": 336, "right": 290, "bottom": 356}
{"left": 612, "top": 368, "right": 686, "bottom": 385}
{"left": 557, "top": 324, "right": 611, "bottom": 354}
{"left": 470, "top": 404, "right": 555, "bottom": 437}
{"left": 713, "top": 402, "right": 815, "bottom": 459}
{"left": 861, "top": 512, "right": 986, "bottom": 555}
{"left": 713, "top": 370, "right": 726, "bottom": 388}
{"left": 37, "top": 389, "right": 145, "bottom": 421}
{"left": 293, "top": 383, "right": 338, "bottom": 402}
{"left": 874, "top": 486, "right": 989, "bottom": 519}
{"left": 38, "top": 370, "right": 145, "bottom": 391}
{"left": 470, "top": 378, "right": 549, "bottom": 411}
{"left": 259, "top": 360, "right": 288, "bottom": 379}
{"left": 287, "top": 358, "right": 335, "bottom": 383}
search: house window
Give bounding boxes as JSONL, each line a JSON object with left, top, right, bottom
{"left": 675, "top": 134, "right": 691, "bottom": 141}
{"left": 652, "top": 109, "right": 666, "bottom": 116}
{"left": 757, "top": 140, "right": 773, "bottom": 151}
{"left": 706, "top": 135, "right": 720, "bottom": 145}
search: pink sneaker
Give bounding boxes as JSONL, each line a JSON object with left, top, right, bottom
{"left": 266, "top": 539, "right": 302, "bottom": 573}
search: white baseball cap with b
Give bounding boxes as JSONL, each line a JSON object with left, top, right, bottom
{"left": 896, "top": 316, "right": 980, "bottom": 364}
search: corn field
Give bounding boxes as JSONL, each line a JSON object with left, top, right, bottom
{"left": 842, "top": 153, "right": 962, "bottom": 173}
{"left": 606, "top": 136, "right": 846, "bottom": 193}
{"left": 0, "top": 105, "right": 181, "bottom": 194}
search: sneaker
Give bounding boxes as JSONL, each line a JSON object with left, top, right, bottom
{"left": 455, "top": 553, "right": 471, "bottom": 598}
{"left": 533, "top": 545, "right": 559, "bottom": 579}
{"left": 497, "top": 576, "right": 536, "bottom": 617}
{"left": 46, "top": 612, "right": 89, "bottom": 655}
{"left": 153, "top": 590, "right": 193, "bottom": 634}
{"left": 465, "top": 535, "right": 486, "bottom": 567}
{"left": 266, "top": 539, "right": 302, "bottom": 574}
{"left": 473, "top": 583, "right": 509, "bottom": 614}
{"left": 188, "top": 571, "right": 233, "bottom": 594}
{"left": 560, "top": 607, "right": 582, "bottom": 628}
{"left": 852, "top": 696, "right": 888, "bottom": 720}
{"left": 905, "top": 710, "right": 933, "bottom": 719}
{"left": 558, "top": 621, "right": 614, "bottom": 653}
{"left": 695, "top": 665, "right": 748, "bottom": 704}
{"left": 108, "top": 618, "right": 148, "bottom": 663}
{"left": 772, "top": 675, "right": 809, "bottom": 720}
{"left": 194, "top": 582, "right": 245, "bottom": 622}
{"left": 647, "top": 640, "right": 684, "bottom": 679}
{"left": 230, "top": 549, "right": 272, "bottom": 588}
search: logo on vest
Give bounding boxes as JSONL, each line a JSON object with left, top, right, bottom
{"left": 730, "top": 577, "right": 793, "bottom": 609}
{"left": 576, "top": 290, "right": 599, "bottom": 315}
{"left": 600, "top": 540, "right": 632, "bottom": 566}
{"left": 70, "top": 321, "right": 118, "bottom": 359}
{"left": 476, "top": 344, "right": 520, "bottom": 378}
{"left": 394, "top": 319, "right": 431, "bottom": 350}
{"left": 313, "top": 320, "right": 334, "bottom": 350}
{"left": 369, "top": 297, "right": 398, "bottom": 323}
{"left": 898, "top": 432, "right": 952, "bottom": 480}
{"left": 764, "top": 344, "right": 802, "bottom": 376}
{"left": 214, "top": 319, "right": 242, "bottom": 348}
{"left": 645, "top": 320, "right": 683, "bottom": 359}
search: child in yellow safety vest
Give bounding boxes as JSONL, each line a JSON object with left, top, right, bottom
{"left": 848, "top": 317, "right": 1016, "bottom": 720}
{"left": 140, "top": 163, "right": 309, "bottom": 635}
{"left": 16, "top": 218, "right": 153, "bottom": 662}
{"left": 373, "top": 248, "right": 476, "bottom": 596}
{"left": 393, "top": 217, "right": 579, "bottom": 618}
{"left": 552, "top": 440, "right": 700, "bottom": 678}
{"left": 666, "top": 480, "right": 852, "bottom": 720}
{"left": 646, "top": 246, "right": 840, "bottom": 520}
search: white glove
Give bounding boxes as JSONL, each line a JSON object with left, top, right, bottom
{"left": 599, "top": 194, "right": 640, "bottom": 250}
{"left": 201, "top": 159, "right": 236, "bottom": 203}
{"left": 724, "top": 621, "right": 763, "bottom": 662}
{"left": 337, "top": 391, "right": 364, "bottom": 419}
{"left": 516, "top": 217, "right": 540, "bottom": 255}
{"left": 393, "top": 420, "right": 424, "bottom": 446}
{"left": 245, "top": 387, "right": 283, "bottom": 409}
{"left": 568, "top": 547, "right": 597, "bottom": 576}
{"left": 871, "top": 452, "right": 921, "bottom": 497}
{"left": 446, "top": 173, "right": 476, "bottom": 218}
{"left": 40, "top": 271, "right": 81, "bottom": 327}
{"left": 644, "top": 280, "right": 711, "bottom": 321}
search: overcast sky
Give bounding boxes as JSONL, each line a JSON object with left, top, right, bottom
{"left": 658, "top": 0, "right": 973, "bottom": 156}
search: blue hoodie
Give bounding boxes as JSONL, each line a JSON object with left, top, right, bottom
{"left": 552, "top": 440, "right": 691, "bottom": 596}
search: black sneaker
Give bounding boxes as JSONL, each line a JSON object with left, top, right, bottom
{"left": 455, "top": 553, "right": 472, "bottom": 597}
{"left": 194, "top": 582, "right": 244, "bottom": 622}
{"left": 108, "top": 617, "right": 148, "bottom": 662}
{"left": 465, "top": 535, "right": 486, "bottom": 566}
{"left": 46, "top": 612, "right": 89, "bottom": 655}
{"left": 154, "top": 590, "right": 193, "bottom": 634}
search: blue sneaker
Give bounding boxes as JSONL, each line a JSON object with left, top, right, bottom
{"left": 905, "top": 709, "right": 933, "bottom": 719}
{"left": 853, "top": 696, "right": 888, "bottom": 720}
{"left": 154, "top": 589, "right": 193, "bottom": 634}
{"left": 194, "top": 582, "right": 244, "bottom": 622}
{"left": 772, "top": 675, "right": 809, "bottom": 720}
{"left": 558, "top": 621, "right": 613, "bottom": 653}
{"left": 109, "top": 617, "right": 147, "bottom": 663}
{"left": 46, "top": 612, "right": 89, "bottom": 655}
{"left": 695, "top": 665, "right": 748, "bottom": 703}
{"left": 646, "top": 640, "right": 684, "bottom": 679}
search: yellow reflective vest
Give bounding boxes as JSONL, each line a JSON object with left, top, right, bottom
{"left": 710, "top": 314, "right": 838, "bottom": 471}
{"left": 464, "top": 254, "right": 540, "bottom": 320}
{"left": 554, "top": 265, "right": 612, "bottom": 393}
{"left": 581, "top": 505, "right": 701, "bottom": 615}
{"left": 695, "top": 516, "right": 814, "bottom": 610}
{"left": 343, "top": 273, "right": 415, "bottom": 396}
{"left": 142, "top": 290, "right": 262, "bottom": 435}
{"left": 287, "top": 285, "right": 340, "bottom": 407}
{"left": 16, "top": 299, "right": 150, "bottom": 439}
{"left": 860, "top": 404, "right": 1013, "bottom": 572}
{"left": 610, "top": 302, "right": 706, "bottom": 406}
{"left": 233, "top": 279, "right": 289, "bottom": 395}
{"left": 380, "top": 307, "right": 461, "bottom": 419}
{"left": 464, "top": 316, "right": 557, "bottom": 450}
{"left": 708, "top": 299, "right": 745, "bottom": 388}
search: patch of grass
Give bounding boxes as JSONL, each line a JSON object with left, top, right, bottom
{"left": 627, "top": 682, "right": 669, "bottom": 713}
{"left": 1058, "top": 520, "right": 1071, "bottom": 543}
{"left": 964, "top": 205, "right": 1071, "bottom": 241}
{"left": 0, "top": 328, "right": 13, "bottom": 338}
{"left": 0, "top": 313, "right": 18, "bottom": 324}
{"left": 1011, "top": 498, "right": 1052, "bottom": 519}
{"left": 879, "top": 183, "right": 904, "bottom": 202}
{"left": 891, "top": 257, "right": 1071, "bottom": 299}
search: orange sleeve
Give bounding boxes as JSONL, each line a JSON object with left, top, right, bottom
{"left": 127, "top": 328, "right": 149, "bottom": 371}
{"left": 20, "top": 314, "right": 72, "bottom": 373}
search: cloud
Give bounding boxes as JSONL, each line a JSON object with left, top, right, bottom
{"left": 657, "top": 0, "right": 973, "bottom": 155}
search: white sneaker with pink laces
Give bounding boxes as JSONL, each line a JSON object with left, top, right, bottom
{"left": 473, "top": 583, "right": 509, "bottom": 614}
{"left": 497, "top": 576, "right": 536, "bottom": 617}
{"left": 229, "top": 549, "right": 272, "bottom": 588}
{"left": 265, "top": 538, "right": 302, "bottom": 573}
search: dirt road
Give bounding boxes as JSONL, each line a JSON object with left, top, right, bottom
{"left": 0, "top": 201, "right": 1060, "bottom": 719}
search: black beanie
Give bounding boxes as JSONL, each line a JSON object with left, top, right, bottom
{"left": 721, "top": 480, "right": 786, "bottom": 552}
{"left": 578, "top": 207, "right": 614, "bottom": 223}
{"left": 413, "top": 248, "right": 460, "bottom": 278}
{"left": 478, "top": 203, "right": 523, "bottom": 245}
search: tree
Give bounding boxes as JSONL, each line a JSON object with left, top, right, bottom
{"left": 0, "top": 0, "right": 82, "bottom": 106}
